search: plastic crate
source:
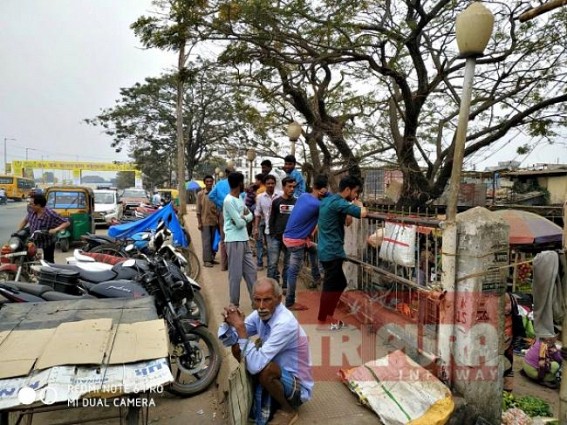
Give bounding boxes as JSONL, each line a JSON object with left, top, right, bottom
{"left": 38, "top": 268, "right": 81, "bottom": 295}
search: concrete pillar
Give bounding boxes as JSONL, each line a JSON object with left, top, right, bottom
{"left": 452, "top": 207, "right": 509, "bottom": 424}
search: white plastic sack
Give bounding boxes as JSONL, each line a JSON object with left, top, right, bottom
{"left": 379, "top": 222, "right": 416, "bottom": 267}
{"left": 340, "top": 350, "right": 454, "bottom": 425}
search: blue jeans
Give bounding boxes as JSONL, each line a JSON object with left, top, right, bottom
{"left": 256, "top": 222, "right": 266, "bottom": 267}
{"left": 267, "top": 236, "right": 289, "bottom": 286}
{"left": 285, "top": 245, "right": 321, "bottom": 307}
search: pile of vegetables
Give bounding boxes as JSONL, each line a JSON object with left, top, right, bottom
{"left": 502, "top": 392, "right": 554, "bottom": 421}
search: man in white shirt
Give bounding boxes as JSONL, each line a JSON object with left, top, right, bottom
{"left": 253, "top": 175, "right": 280, "bottom": 273}
{"left": 151, "top": 191, "right": 161, "bottom": 206}
{"left": 261, "top": 159, "right": 285, "bottom": 194}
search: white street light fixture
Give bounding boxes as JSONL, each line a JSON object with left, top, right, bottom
{"left": 287, "top": 122, "right": 302, "bottom": 156}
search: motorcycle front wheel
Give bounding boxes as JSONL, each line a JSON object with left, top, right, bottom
{"left": 90, "top": 243, "right": 128, "bottom": 258}
{"left": 167, "top": 325, "right": 221, "bottom": 397}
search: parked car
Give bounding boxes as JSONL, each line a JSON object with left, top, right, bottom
{"left": 119, "top": 188, "right": 149, "bottom": 216}
{"left": 94, "top": 189, "right": 123, "bottom": 226}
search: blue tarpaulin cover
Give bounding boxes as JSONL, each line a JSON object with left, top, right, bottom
{"left": 108, "top": 203, "right": 188, "bottom": 248}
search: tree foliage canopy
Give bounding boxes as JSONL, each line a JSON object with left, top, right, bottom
{"left": 204, "top": 0, "right": 567, "bottom": 205}
{"left": 93, "top": 0, "right": 567, "bottom": 206}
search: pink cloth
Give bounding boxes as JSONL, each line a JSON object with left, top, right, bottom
{"left": 283, "top": 236, "right": 315, "bottom": 249}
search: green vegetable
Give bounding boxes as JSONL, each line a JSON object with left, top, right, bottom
{"left": 502, "top": 393, "right": 553, "bottom": 417}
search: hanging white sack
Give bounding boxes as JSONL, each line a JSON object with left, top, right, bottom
{"left": 379, "top": 221, "right": 417, "bottom": 267}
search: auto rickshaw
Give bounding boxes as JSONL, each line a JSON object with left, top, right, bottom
{"left": 44, "top": 186, "right": 95, "bottom": 252}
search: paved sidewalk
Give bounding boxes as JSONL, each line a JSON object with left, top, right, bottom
{"left": 183, "top": 208, "right": 380, "bottom": 425}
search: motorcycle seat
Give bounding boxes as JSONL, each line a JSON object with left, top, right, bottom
{"left": 1, "top": 281, "right": 54, "bottom": 296}
{"left": 42, "top": 265, "right": 117, "bottom": 283}
{"left": 88, "top": 234, "right": 116, "bottom": 243}
{"left": 78, "top": 268, "right": 118, "bottom": 283}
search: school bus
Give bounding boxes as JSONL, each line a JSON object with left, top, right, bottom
{"left": 0, "top": 175, "right": 36, "bottom": 201}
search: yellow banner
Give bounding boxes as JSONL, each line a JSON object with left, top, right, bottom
{"left": 11, "top": 160, "right": 138, "bottom": 173}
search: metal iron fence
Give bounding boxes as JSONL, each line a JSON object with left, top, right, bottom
{"left": 342, "top": 208, "right": 445, "bottom": 357}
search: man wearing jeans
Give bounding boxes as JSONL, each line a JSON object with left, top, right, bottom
{"left": 267, "top": 177, "right": 296, "bottom": 289}
{"left": 282, "top": 175, "right": 328, "bottom": 311}
{"left": 317, "top": 175, "right": 367, "bottom": 324}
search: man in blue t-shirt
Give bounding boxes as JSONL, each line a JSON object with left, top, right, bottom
{"left": 282, "top": 175, "right": 329, "bottom": 310}
{"left": 283, "top": 155, "right": 306, "bottom": 198}
{"left": 317, "top": 175, "right": 368, "bottom": 324}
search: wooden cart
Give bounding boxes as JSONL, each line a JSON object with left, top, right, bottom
{"left": 0, "top": 298, "right": 172, "bottom": 425}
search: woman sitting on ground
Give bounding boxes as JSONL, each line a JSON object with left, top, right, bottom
{"left": 521, "top": 337, "right": 562, "bottom": 389}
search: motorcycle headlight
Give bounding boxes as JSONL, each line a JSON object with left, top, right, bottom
{"left": 8, "top": 238, "right": 20, "bottom": 251}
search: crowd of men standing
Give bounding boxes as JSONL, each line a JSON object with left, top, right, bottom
{"left": 195, "top": 154, "right": 367, "bottom": 323}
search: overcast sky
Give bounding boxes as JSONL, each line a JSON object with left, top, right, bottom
{"left": 0, "top": 1, "right": 565, "bottom": 178}
{"left": 0, "top": 0, "right": 174, "bottom": 174}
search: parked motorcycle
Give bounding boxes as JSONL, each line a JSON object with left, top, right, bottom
{"left": 81, "top": 228, "right": 201, "bottom": 281}
{"left": 0, "top": 224, "right": 221, "bottom": 396}
{"left": 0, "top": 228, "right": 46, "bottom": 282}
{"left": 31, "top": 255, "right": 207, "bottom": 325}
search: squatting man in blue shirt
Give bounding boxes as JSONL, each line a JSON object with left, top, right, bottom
{"left": 219, "top": 277, "right": 314, "bottom": 425}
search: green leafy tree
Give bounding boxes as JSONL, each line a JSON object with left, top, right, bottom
{"left": 115, "top": 171, "right": 135, "bottom": 190}
{"left": 129, "top": 0, "right": 209, "bottom": 218}
{"left": 86, "top": 68, "right": 249, "bottom": 190}
{"left": 201, "top": 0, "right": 567, "bottom": 206}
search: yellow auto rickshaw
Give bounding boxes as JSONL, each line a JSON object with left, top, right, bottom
{"left": 44, "top": 186, "right": 95, "bottom": 252}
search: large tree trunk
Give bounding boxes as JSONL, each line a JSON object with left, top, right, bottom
{"left": 396, "top": 135, "right": 433, "bottom": 208}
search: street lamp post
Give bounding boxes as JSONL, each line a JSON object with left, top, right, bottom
{"left": 25, "top": 147, "right": 39, "bottom": 161}
{"left": 439, "top": 1, "right": 494, "bottom": 388}
{"left": 287, "top": 122, "right": 302, "bottom": 156}
{"left": 246, "top": 148, "right": 257, "bottom": 185}
{"left": 3, "top": 138, "right": 16, "bottom": 174}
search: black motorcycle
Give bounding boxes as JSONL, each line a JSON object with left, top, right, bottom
{"left": 0, "top": 230, "right": 221, "bottom": 396}
{"left": 81, "top": 226, "right": 201, "bottom": 281}
{"left": 32, "top": 245, "right": 207, "bottom": 324}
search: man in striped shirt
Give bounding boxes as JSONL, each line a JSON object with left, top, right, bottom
{"left": 17, "top": 194, "right": 70, "bottom": 263}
